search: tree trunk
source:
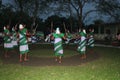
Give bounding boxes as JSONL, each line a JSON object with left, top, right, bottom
{"left": 69, "top": 17, "right": 73, "bottom": 32}
{"left": 68, "top": 1, "right": 73, "bottom": 32}
{"left": 79, "top": 3, "right": 83, "bottom": 29}
{"left": 31, "top": 0, "right": 39, "bottom": 32}
{"left": 0, "top": 0, "right": 2, "bottom": 7}
{"left": 79, "top": 17, "right": 82, "bottom": 30}
{"left": 77, "top": 11, "right": 82, "bottom": 30}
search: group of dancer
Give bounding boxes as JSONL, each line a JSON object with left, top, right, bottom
{"left": 3, "top": 24, "right": 29, "bottom": 62}
{"left": 3, "top": 24, "right": 94, "bottom": 63}
{"left": 50, "top": 28, "right": 94, "bottom": 63}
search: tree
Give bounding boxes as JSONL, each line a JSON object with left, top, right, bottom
{"left": 0, "top": 0, "right": 2, "bottom": 8}
{"left": 96, "top": 0, "right": 120, "bottom": 22}
{"left": 39, "top": 0, "right": 97, "bottom": 30}
{"left": 13, "top": 0, "right": 29, "bottom": 12}
{"left": 64, "top": 0, "right": 98, "bottom": 29}
{"left": 0, "top": 3, "right": 15, "bottom": 26}
{"left": 13, "top": 0, "right": 53, "bottom": 31}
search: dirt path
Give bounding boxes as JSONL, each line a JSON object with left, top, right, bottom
{"left": 0, "top": 51, "right": 100, "bottom": 66}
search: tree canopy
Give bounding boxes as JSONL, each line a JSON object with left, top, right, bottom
{"left": 0, "top": 0, "right": 120, "bottom": 32}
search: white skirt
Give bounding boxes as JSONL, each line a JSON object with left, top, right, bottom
{"left": 19, "top": 44, "right": 29, "bottom": 52}
{"left": 54, "top": 38, "right": 63, "bottom": 54}
{"left": 12, "top": 41, "right": 18, "bottom": 47}
{"left": 4, "top": 43, "right": 13, "bottom": 49}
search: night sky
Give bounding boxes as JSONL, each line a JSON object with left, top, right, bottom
{"left": 2, "top": 0, "right": 111, "bottom": 25}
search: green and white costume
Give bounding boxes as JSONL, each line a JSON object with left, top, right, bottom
{"left": 77, "top": 31, "right": 86, "bottom": 54}
{"left": 45, "top": 34, "right": 51, "bottom": 42}
{"left": 19, "top": 28, "right": 29, "bottom": 54}
{"left": 66, "top": 32, "right": 72, "bottom": 44}
{"left": 88, "top": 31, "right": 94, "bottom": 48}
{"left": 4, "top": 28, "right": 13, "bottom": 50}
{"left": 12, "top": 28, "right": 18, "bottom": 47}
{"left": 53, "top": 33, "right": 64, "bottom": 56}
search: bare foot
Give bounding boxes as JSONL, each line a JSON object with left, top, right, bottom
{"left": 80, "top": 55, "right": 86, "bottom": 60}
{"left": 80, "top": 56, "right": 84, "bottom": 60}
{"left": 19, "top": 59, "right": 22, "bottom": 62}
{"left": 24, "top": 59, "right": 29, "bottom": 62}
{"left": 58, "top": 60, "right": 62, "bottom": 64}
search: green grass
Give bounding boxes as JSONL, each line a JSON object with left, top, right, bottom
{"left": 29, "top": 44, "right": 78, "bottom": 57}
{"left": 0, "top": 44, "right": 120, "bottom": 80}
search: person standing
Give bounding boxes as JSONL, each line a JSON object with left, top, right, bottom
{"left": 3, "top": 25, "right": 13, "bottom": 58}
{"left": 51, "top": 27, "right": 66, "bottom": 63}
{"left": 12, "top": 26, "right": 18, "bottom": 48}
{"left": 87, "top": 29, "right": 94, "bottom": 53}
{"left": 77, "top": 29, "right": 87, "bottom": 59}
{"left": 65, "top": 30, "right": 72, "bottom": 44}
{"left": 88, "top": 29, "right": 94, "bottom": 47}
{"left": 18, "top": 24, "right": 29, "bottom": 62}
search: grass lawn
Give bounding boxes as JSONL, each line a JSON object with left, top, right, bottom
{"left": 0, "top": 44, "right": 120, "bottom": 80}
{"left": 29, "top": 44, "right": 78, "bottom": 57}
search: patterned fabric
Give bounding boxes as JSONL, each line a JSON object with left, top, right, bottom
{"left": 77, "top": 32, "right": 86, "bottom": 54}
{"left": 4, "top": 29, "right": 13, "bottom": 49}
{"left": 4, "top": 29, "right": 11, "bottom": 43}
{"left": 53, "top": 33, "right": 64, "bottom": 56}
{"left": 12, "top": 29, "right": 18, "bottom": 47}
{"left": 31, "top": 35, "right": 37, "bottom": 43}
{"left": 19, "top": 44, "right": 29, "bottom": 54}
{"left": 66, "top": 33, "right": 72, "bottom": 44}
{"left": 67, "top": 33, "right": 72, "bottom": 39}
{"left": 88, "top": 32, "right": 94, "bottom": 48}
{"left": 45, "top": 34, "right": 51, "bottom": 42}
{"left": 18, "top": 28, "right": 29, "bottom": 54}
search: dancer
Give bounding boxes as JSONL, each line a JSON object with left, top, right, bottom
{"left": 51, "top": 27, "right": 66, "bottom": 63}
{"left": 12, "top": 26, "right": 18, "bottom": 48}
{"left": 87, "top": 29, "right": 94, "bottom": 53}
{"left": 18, "top": 24, "right": 29, "bottom": 62}
{"left": 45, "top": 33, "right": 51, "bottom": 42}
{"left": 77, "top": 29, "right": 87, "bottom": 59}
{"left": 45, "top": 29, "right": 55, "bottom": 43}
{"left": 3, "top": 25, "right": 13, "bottom": 58}
{"left": 74, "top": 29, "right": 81, "bottom": 44}
{"left": 65, "top": 30, "right": 72, "bottom": 44}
